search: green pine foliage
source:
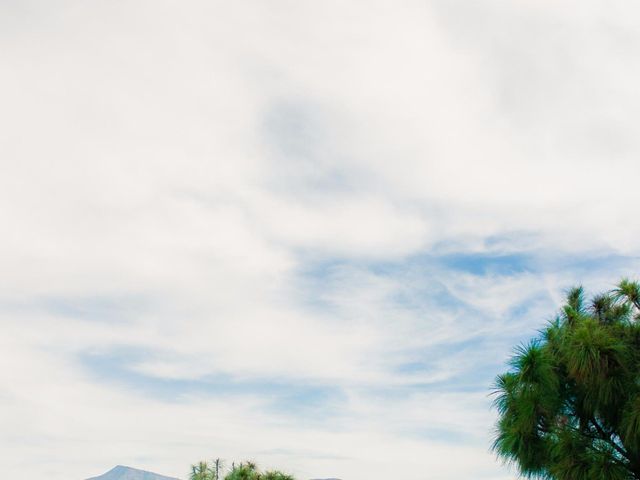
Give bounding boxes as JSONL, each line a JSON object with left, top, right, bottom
{"left": 190, "top": 461, "right": 218, "bottom": 480}
{"left": 224, "top": 464, "right": 258, "bottom": 480}
{"left": 223, "top": 462, "right": 294, "bottom": 480}
{"left": 190, "top": 460, "right": 295, "bottom": 480}
{"left": 492, "top": 279, "right": 640, "bottom": 479}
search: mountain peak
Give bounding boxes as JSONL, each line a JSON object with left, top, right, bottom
{"left": 86, "top": 465, "right": 180, "bottom": 480}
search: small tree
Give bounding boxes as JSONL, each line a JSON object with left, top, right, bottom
{"left": 492, "top": 279, "right": 640, "bottom": 479}
{"left": 224, "top": 463, "right": 259, "bottom": 480}
{"left": 224, "top": 461, "right": 295, "bottom": 480}
{"left": 190, "top": 461, "right": 216, "bottom": 480}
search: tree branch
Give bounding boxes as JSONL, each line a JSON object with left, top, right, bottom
{"left": 589, "top": 416, "right": 632, "bottom": 462}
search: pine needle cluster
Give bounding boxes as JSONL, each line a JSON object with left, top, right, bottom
{"left": 492, "top": 278, "right": 640, "bottom": 479}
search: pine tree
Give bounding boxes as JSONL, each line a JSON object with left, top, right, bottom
{"left": 493, "top": 279, "right": 640, "bottom": 479}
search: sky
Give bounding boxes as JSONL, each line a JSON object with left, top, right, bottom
{"left": 1, "top": 1, "right": 640, "bottom": 479}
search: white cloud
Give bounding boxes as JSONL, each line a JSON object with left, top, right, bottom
{"left": 1, "top": 1, "right": 639, "bottom": 479}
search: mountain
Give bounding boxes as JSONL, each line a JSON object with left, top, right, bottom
{"left": 86, "top": 465, "right": 181, "bottom": 480}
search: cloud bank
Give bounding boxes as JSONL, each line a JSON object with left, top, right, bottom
{"left": 1, "top": 1, "right": 640, "bottom": 479}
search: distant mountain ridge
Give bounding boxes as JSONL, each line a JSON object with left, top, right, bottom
{"left": 86, "top": 465, "right": 180, "bottom": 480}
